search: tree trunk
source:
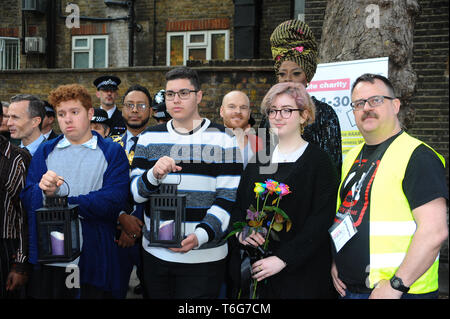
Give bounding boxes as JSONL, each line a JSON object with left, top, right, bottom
{"left": 318, "top": 0, "right": 420, "bottom": 129}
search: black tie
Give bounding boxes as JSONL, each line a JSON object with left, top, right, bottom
{"left": 130, "top": 136, "right": 138, "bottom": 153}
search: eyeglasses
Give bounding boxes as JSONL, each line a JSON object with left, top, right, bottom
{"left": 123, "top": 103, "right": 148, "bottom": 111}
{"left": 225, "top": 104, "right": 250, "bottom": 111}
{"left": 266, "top": 108, "right": 302, "bottom": 119}
{"left": 164, "top": 89, "right": 198, "bottom": 101}
{"left": 350, "top": 95, "right": 395, "bottom": 111}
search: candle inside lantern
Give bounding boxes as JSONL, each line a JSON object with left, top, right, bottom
{"left": 50, "top": 231, "right": 65, "bottom": 255}
{"left": 158, "top": 220, "right": 174, "bottom": 240}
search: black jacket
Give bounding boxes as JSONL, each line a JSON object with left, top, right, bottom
{"left": 102, "top": 107, "right": 126, "bottom": 136}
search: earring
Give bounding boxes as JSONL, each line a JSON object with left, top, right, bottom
{"left": 299, "top": 123, "right": 305, "bottom": 135}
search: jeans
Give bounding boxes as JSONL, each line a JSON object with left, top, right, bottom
{"left": 341, "top": 289, "right": 439, "bottom": 299}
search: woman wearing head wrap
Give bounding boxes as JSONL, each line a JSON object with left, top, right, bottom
{"left": 264, "top": 19, "right": 342, "bottom": 177}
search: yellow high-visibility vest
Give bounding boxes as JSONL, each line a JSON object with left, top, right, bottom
{"left": 337, "top": 132, "right": 445, "bottom": 294}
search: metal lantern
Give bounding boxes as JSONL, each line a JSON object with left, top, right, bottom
{"left": 36, "top": 194, "right": 81, "bottom": 263}
{"left": 146, "top": 183, "right": 186, "bottom": 248}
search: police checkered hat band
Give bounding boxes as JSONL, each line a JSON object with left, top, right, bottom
{"left": 97, "top": 79, "right": 118, "bottom": 89}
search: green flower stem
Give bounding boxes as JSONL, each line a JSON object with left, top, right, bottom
{"left": 256, "top": 195, "right": 259, "bottom": 213}
{"left": 263, "top": 214, "right": 276, "bottom": 251}
{"left": 263, "top": 197, "right": 280, "bottom": 251}
{"left": 261, "top": 194, "right": 269, "bottom": 213}
{"left": 253, "top": 195, "right": 280, "bottom": 299}
{"left": 252, "top": 279, "right": 257, "bottom": 299}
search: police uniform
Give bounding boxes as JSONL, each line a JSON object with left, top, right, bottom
{"left": 110, "top": 130, "right": 144, "bottom": 298}
{"left": 152, "top": 89, "right": 171, "bottom": 122}
{"left": 91, "top": 108, "right": 111, "bottom": 137}
{"left": 93, "top": 75, "right": 127, "bottom": 136}
{"left": 43, "top": 101, "right": 60, "bottom": 140}
{"left": 110, "top": 131, "right": 139, "bottom": 166}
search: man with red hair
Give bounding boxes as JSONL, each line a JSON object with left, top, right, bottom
{"left": 22, "top": 84, "right": 130, "bottom": 299}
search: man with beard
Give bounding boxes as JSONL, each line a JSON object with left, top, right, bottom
{"left": 111, "top": 84, "right": 152, "bottom": 298}
{"left": 94, "top": 75, "right": 126, "bottom": 136}
{"left": 219, "top": 90, "right": 262, "bottom": 169}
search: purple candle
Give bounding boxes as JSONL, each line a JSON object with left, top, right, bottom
{"left": 158, "top": 220, "right": 174, "bottom": 240}
{"left": 50, "top": 231, "right": 65, "bottom": 255}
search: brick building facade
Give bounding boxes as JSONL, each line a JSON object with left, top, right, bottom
{"left": 1, "top": 2, "right": 448, "bottom": 176}
{"left": 0, "top": 0, "right": 448, "bottom": 288}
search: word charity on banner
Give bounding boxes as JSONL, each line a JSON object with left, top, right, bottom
{"left": 306, "top": 57, "right": 389, "bottom": 158}
{"left": 307, "top": 79, "right": 350, "bottom": 92}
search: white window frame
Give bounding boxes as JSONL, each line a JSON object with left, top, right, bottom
{"left": 166, "top": 30, "right": 229, "bottom": 66}
{"left": 294, "top": 0, "right": 306, "bottom": 21}
{"left": 0, "top": 37, "right": 20, "bottom": 70}
{"left": 71, "top": 35, "right": 109, "bottom": 69}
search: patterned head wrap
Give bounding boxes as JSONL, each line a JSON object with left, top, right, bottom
{"left": 270, "top": 20, "right": 318, "bottom": 83}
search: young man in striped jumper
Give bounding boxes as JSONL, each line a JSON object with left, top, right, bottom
{"left": 130, "top": 67, "right": 242, "bottom": 298}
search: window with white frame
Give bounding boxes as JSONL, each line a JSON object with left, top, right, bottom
{"left": 294, "top": 0, "right": 305, "bottom": 21}
{"left": 0, "top": 37, "right": 20, "bottom": 70}
{"left": 167, "top": 30, "right": 229, "bottom": 66}
{"left": 72, "top": 35, "right": 108, "bottom": 69}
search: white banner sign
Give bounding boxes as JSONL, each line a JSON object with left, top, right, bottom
{"left": 306, "top": 57, "right": 389, "bottom": 157}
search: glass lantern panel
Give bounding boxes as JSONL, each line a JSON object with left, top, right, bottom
{"left": 71, "top": 219, "right": 79, "bottom": 252}
{"left": 38, "top": 224, "right": 50, "bottom": 257}
{"left": 158, "top": 219, "right": 175, "bottom": 241}
{"left": 156, "top": 208, "right": 176, "bottom": 241}
{"left": 180, "top": 213, "right": 186, "bottom": 239}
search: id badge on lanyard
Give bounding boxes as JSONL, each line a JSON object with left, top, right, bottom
{"left": 328, "top": 166, "right": 372, "bottom": 253}
{"left": 329, "top": 211, "right": 357, "bottom": 253}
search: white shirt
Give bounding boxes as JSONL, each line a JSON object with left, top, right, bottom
{"left": 271, "top": 142, "right": 309, "bottom": 163}
{"left": 43, "top": 130, "right": 53, "bottom": 140}
{"left": 20, "top": 134, "right": 46, "bottom": 156}
{"left": 101, "top": 105, "right": 116, "bottom": 119}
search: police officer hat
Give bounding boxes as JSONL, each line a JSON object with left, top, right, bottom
{"left": 93, "top": 75, "right": 121, "bottom": 91}
{"left": 91, "top": 108, "right": 111, "bottom": 127}
{"left": 152, "top": 89, "right": 171, "bottom": 120}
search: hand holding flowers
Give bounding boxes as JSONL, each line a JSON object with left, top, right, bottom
{"left": 227, "top": 179, "right": 292, "bottom": 246}
{"left": 251, "top": 256, "right": 287, "bottom": 282}
{"left": 226, "top": 179, "right": 292, "bottom": 298}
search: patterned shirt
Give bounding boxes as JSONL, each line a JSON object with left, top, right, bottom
{"left": 304, "top": 97, "right": 342, "bottom": 178}
{"left": 0, "top": 135, "right": 31, "bottom": 269}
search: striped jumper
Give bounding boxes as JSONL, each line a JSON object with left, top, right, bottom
{"left": 130, "top": 119, "right": 242, "bottom": 264}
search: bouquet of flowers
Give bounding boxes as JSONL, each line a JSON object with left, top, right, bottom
{"left": 226, "top": 179, "right": 292, "bottom": 298}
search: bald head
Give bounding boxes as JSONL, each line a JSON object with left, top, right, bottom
{"left": 220, "top": 90, "right": 251, "bottom": 130}
{"left": 222, "top": 90, "right": 250, "bottom": 107}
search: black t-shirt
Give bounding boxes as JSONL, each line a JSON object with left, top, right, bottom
{"left": 333, "top": 134, "right": 448, "bottom": 290}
